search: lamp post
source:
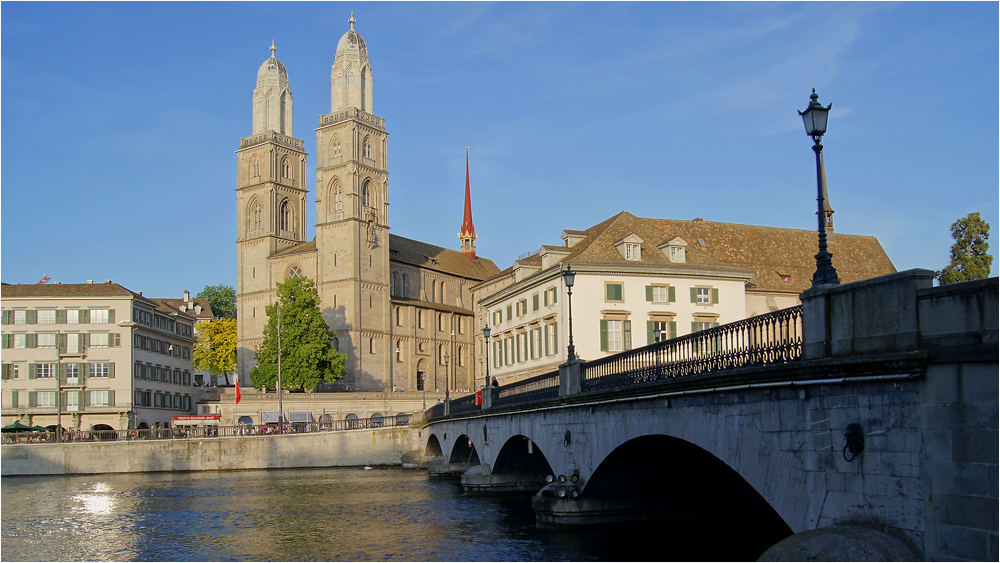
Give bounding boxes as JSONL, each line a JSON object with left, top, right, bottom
{"left": 799, "top": 88, "right": 840, "bottom": 287}
{"left": 482, "top": 324, "right": 491, "bottom": 389}
{"left": 562, "top": 266, "right": 577, "bottom": 362}
{"left": 443, "top": 352, "right": 450, "bottom": 403}
{"left": 277, "top": 303, "right": 284, "bottom": 435}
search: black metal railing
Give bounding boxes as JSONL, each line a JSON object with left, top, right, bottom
{"left": 449, "top": 394, "right": 480, "bottom": 415}
{"left": 0, "top": 416, "right": 412, "bottom": 445}
{"left": 584, "top": 305, "right": 803, "bottom": 392}
{"left": 492, "top": 370, "right": 560, "bottom": 408}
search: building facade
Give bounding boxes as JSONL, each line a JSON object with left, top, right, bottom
{"left": 157, "top": 290, "right": 217, "bottom": 386}
{"left": 1, "top": 282, "right": 197, "bottom": 431}
{"left": 236, "top": 19, "right": 500, "bottom": 393}
{"left": 472, "top": 211, "right": 896, "bottom": 385}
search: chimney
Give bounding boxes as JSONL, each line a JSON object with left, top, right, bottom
{"left": 87, "top": 280, "right": 94, "bottom": 284}
{"left": 184, "top": 289, "right": 190, "bottom": 303}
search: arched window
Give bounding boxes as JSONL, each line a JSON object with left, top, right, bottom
{"left": 331, "top": 337, "right": 339, "bottom": 352}
{"left": 439, "top": 344, "right": 447, "bottom": 365}
{"left": 252, "top": 159, "right": 260, "bottom": 178}
{"left": 345, "top": 413, "right": 359, "bottom": 429}
{"left": 331, "top": 181, "right": 343, "bottom": 213}
{"left": 363, "top": 136, "right": 372, "bottom": 159}
{"left": 395, "top": 340, "right": 402, "bottom": 362}
{"left": 279, "top": 200, "right": 290, "bottom": 231}
{"left": 332, "top": 136, "right": 342, "bottom": 159}
{"left": 440, "top": 283, "right": 447, "bottom": 304}
{"left": 287, "top": 265, "right": 302, "bottom": 279}
{"left": 249, "top": 200, "right": 262, "bottom": 232}
{"left": 280, "top": 157, "right": 290, "bottom": 178}
{"left": 369, "top": 337, "right": 376, "bottom": 354}
{"left": 361, "top": 179, "right": 371, "bottom": 207}
{"left": 438, "top": 313, "right": 445, "bottom": 331}
{"left": 431, "top": 280, "right": 437, "bottom": 302}
{"left": 391, "top": 273, "right": 398, "bottom": 296}
{"left": 401, "top": 274, "right": 407, "bottom": 298}
{"left": 370, "top": 413, "right": 384, "bottom": 427}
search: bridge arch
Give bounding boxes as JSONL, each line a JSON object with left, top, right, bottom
{"left": 449, "top": 434, "right": 480, "bottom": 465}
{"left": 488, "top": 434, "right": 554, "bottom": 493}
{"left": 424, "top": 434, "right": 443, "bottom": 459}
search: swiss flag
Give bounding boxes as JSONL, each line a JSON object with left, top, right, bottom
{"left": 235, "top": 377, "right": 241, "bottom": 405}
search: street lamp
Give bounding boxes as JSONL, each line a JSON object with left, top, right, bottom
{"left": 443, "top": 352, "right": 450, "bottom": 403}
{"left": 482, "top": 324, "right": 491, "bottom": 389}
{"left": 799, "top": 88, "right": 839, "bottom": 287}
{"left": 562, "top": 266, "right": 577, "bottom": 362}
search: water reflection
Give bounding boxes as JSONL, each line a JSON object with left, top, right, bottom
{"left": 2, "top": 468, "right": 783, "bottom": 561}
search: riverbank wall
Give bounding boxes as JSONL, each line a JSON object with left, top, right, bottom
{"left": 1, "top": 427, "right": 416, "bottom": 476}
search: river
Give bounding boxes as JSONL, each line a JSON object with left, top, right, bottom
{"left": 1, "top": 468, "right": 783, "bottom": 561}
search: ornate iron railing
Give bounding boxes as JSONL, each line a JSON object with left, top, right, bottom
{"left": 492, "top": 370, "right": 560, "bottom": 408}
{"left": 584, "top": 305, "right": 803, "bottom": 392}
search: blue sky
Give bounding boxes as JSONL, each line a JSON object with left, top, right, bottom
{"left": 2, "top": 2, "right": 997, "bottom": 297}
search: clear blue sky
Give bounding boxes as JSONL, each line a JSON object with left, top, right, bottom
{"left": 3, "top": 2, "right": 997, "bottom": 297}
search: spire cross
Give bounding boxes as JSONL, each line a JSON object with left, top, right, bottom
{"left": 349, "top": 12, "right": 355, "bottom": 29}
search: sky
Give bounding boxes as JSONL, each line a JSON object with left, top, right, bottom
{"left": 2, "top": 2, "right": 997, "bottom": 297}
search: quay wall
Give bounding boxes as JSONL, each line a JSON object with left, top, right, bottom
{"left": 1, "top": 427, "right": 416, "bottom": 476}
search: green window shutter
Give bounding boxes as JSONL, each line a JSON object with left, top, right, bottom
{"left": 26, "top": 310, "right": 37, "bottom": 324}
{"left": 543, "top": 291, "right": 549, "bottom": 307}
{"left": 1, "top": 364, "right": 9, "bottom": 380}
{"left": 543, "top": 325, "right": 549, "bottom": 355}
{"left": 77, "top": 391, "right": 85, "bottom": 408}
{"left": 57, "top": 333, "right": 67, "bottom": 354}
{"left": 670, "top": 321, "right": 677, "bottom": 339}
{"left": 11, "top": 390, "right": 18, "bottom": 407}
{"left": 58, "top": 363, "right": 65, "bottom": 385}
{"left": 80, "top": 363, "right": 87, "bottom": 383}
{"left": 600, "top": 320, "right": 609, "bottom": 352}
{"left": 84, "top": 333, "right": 90, "bottom": 347}
{"left": 624, "top": 320, "right": 632, "bottom": 351}
{"left": 506, "top": 305, "right": 512, "bottom": 322}
{"left": 533, "top": 295, "right": 539, "bottom": 311}
{"left": 669, "top": 286, "right": 676, "bottom": 303}
{"left": 645, "top": 286, "right": 653, "bottom": 302}
{"left": 26, "top": 334, "right": 37, "bottom": 349}
{"left": 553, "top": 322, "right": 558, "bottom": 353}
{"left": 56, "top": 310, "right": 67, "bottom": 324}
{"left": 108, "top": 309, "right": 115, "bottom": 324}
{"left": 713, "top": 322, "right": 720, "bottom": 328}
{"left": 692, "top": 322, "right": 700, "bottom": 333}
{"left": 28, "top": 364, "right": 36, "bottom": 379}
{"left": 647, "top": 321, "right": 655, "bottom": 345}
{"left": 1, "top": 310, "right": 11, "bottom": 325}
{"left": 28, "top": 392, "right": 37, "bottom": 408}
{"left": 1, "top": 334, "right": 10, "bottom": 349}
{"left": 552, "top": 289, "right": 557, "bottom": 304}
{"left": 84, "top": 391, "right": 91, "bottom": 407}
{"left": 108, "top": 390, "right": 115, "bottom": 407}
{"left": 712, "top": 289, "right": 720, "bottom": 304}
{"left": 79, "top": 310, "right": 88, "bottom": 324}
{"left": 108, "top": 363, "right": 115, "bottom": 379}
{"left": 529, "top": 331, "right": 535, "bottom": 359}
{"left": 78, "top": 333, "right": 86, "bottom": 350}
{"left": 690, "top": 288, "right": 698, "bottom": 303}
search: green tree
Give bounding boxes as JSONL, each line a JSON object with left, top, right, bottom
{"left": 249, "top": 277, "right": 346, "bottom": 391}
{"left": 939, "top": 212, "right": 993, "bottom": 285}
{"left": 193, "top": 318, "right": 237, "bottom": 385}
{"left": 196, "top": 284, "right": 237, "bottom": 319}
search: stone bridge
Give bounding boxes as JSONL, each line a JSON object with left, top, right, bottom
{"left": 419, "top": 271, "right": 997, "bottom": 561}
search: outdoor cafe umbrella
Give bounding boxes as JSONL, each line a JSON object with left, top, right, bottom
{"left": 1, "top": 421, "right": 31, "bottom": 432}
{"left": 31, "top": 426, "right": 52, "bottom": 433}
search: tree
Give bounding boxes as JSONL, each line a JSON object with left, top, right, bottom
{"left": 249, "top": 277, "right": 346, "bottom": 391}
{"left": 196, "top": 285, "right": 237, "bottom": 319}
{"left": 193, "top": 318, "right": 237, "bottom": 385}
{"left": 939, "top": 212, "right": 993, "bottom": 285}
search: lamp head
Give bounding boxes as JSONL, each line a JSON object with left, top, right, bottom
{"left": 483, "top": 325, "right": 491, "bottom": 339}
{"left": 798, "top": 88, "right": 831, "bottom": 137}
{"left": 562, "top": 265, "right": 576, "bottom": 288}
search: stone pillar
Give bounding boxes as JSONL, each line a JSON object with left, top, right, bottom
{"left": 800, "top": 284, "right": 833, "bottom": 360}
{"left": 482, "top": 386, "right": 493, "bottom": 409}
{"left": 559, "top": 359, "right": 584, "bottom": 398}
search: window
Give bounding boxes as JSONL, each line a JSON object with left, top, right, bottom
{"left": 37, "top": 391, "right": 57, "bottom": 407}
{"left": 493, "top": 310, "right": 502, "bottom": 326}
{"left": 14, "top": 310, "right": 26, "bottom": 325}
{"left": 506, "top": 305, "right": 513, "bottom": 322}
{"left": 493, "top": 340, "right": 502, "bottom": 369}
{"left": 625, "top": 243, "right": 641, "bottom": 260}
{"left": 396, "top": 340, "right": 402, "bottom": 362}
{"left": 531, "top": 327, "right": 541, "bottom": 359}
{"left": 279, "top": 200, "right": 290, "bottom": 231}
{"left": 36, "top": 363, "right": 56, "bottom": 379}
{"left": 532, "top": 294, "right": 540, "bottom": 312}
{"left": 692, "top": 287, "right": 719, "bottom": 305}
{"left": 332, "top": 137, "right": 342, "bottom": 158}
{"left": 391, "top": 273, "right": 398, "bottom": 296}
{"left": 65, "top": 391, "right": 79, "bottom": 411}
{"left": 333, "top": 184, "right": 344, "bottom": 212}
{"left": 600, "top": 319, "right": 631, "bottom": 352}
{"left": 418, "top": 310, "right": 425, "bottom": 329}
{"left": 11, "top": 364, "right": 20, "bottom": 379}
{"left": 370, "top": 337, "right": 377, "bottom": 355}
{"left": 438, "top": 313, "right": 445, "bottom": 332}
{"left": 545, "top": 323, "right": 558, "bottom": 356}
{"left": 692, "top": 321, "right": 715, "bottom": 332}
{"left": 605, "top": 283, "right": 624, "bottom": 302}
{"left": 37, "top": 310, "right": 56, "bottom": 324}
{"left": 13, "top": 334, "right": 25, "bottom": 349}
{"left": 652, "top": 286, "right": 667, "bottom": 302}
{"left": 780, "top": 274, "right": 791, "bottom": 284}
{"left": 37, "top": 333, "right": 56, "bottom": 348}
{"left": 251, "top": 201, "right": 262, "bottom": 231}
{"left": 697, "top": 288, "right": 710, "bottom": 304}
{"left": 90, "top": 333, "right": 109, "bottom": 348}
{"left": 66, "top": 310, "right": 79, "bottom": 324}
{"left": 646, "top": 285, "right": 675, "bottom": 303}
{"left": 89, "top": 309, "right": 109, "bottom": 324}
{"left": 649, "top": 320, "right": 676, "bottom": 343}
{"left": 361, "top": 179, "right": 371, "bottom": 206}
{"left": 400, "top": 274, "right": 407, "bottom": 298}
{"left": 516, "top": 332, "right": 527, "bottom": 363}
{"left": 363, "top": 136, "right": 372, "bottom": 159}
{"left": 518, "top": 299, "right": 527, "bottom": 317}
{"left": 89, "top": 390, "right": 111, "bottom": 407}
{"left": 287, "top": 265, "right": 302, "bottom": 279}
{"left": 89, "top": 363, "right": 110, "bottom": 378}
{"left": 548, "top": 287, "right": 558, "bottom": 305}
{"left": 280, "top": 157, "right": 290, "bottom": 178}
{"left": 504, "top": 336, "right": 513, "bottom": 365}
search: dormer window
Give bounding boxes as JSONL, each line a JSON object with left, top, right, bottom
{"left": 660, "top": 236, "right": 688, "bottom": 263}
{"left": 614, "top": 234, "right": 644, "bottom": 261}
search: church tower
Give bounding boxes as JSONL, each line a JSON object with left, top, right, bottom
{"left": 235, "top": 42, "right": 309, "bottom": 379}
{"left": 459, "top": 146, "right": 478, "bottom": 259}
{"left": 314, "top": 14, "right": 391, "bottom": 389}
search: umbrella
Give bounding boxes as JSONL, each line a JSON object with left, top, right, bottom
{"left": 1, "top": 421, "right": 31, "bottom": 433}
{"left": 31, "top": 426, "right": 52, "bottom": 433}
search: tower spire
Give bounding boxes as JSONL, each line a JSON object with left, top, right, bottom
{"left": 459, "top": 140, "right": 478, "bottom": 259}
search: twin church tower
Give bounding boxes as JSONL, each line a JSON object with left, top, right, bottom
{"left": 235, "top": 16, "right": 500, "bottom": 391}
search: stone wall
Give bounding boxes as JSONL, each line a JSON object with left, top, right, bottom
{"left": 1, "top": 427, "right": 416, "bottom": 476}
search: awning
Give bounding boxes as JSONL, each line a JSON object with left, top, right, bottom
{"left": 288, "top": 412, "right": 314, "bottom": 423}
{"left": 1, "top": 421, "right": 31, "bottom": 433}
{"left": 261, "top": 412, "right": 288, "bottom": 424}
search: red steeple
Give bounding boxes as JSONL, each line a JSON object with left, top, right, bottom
{"left": 459, "top": 144, "right": 478, "bottom": 259}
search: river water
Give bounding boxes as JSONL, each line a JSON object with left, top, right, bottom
{"left": 1, "top": 468, "right": 781, "bottom": 561}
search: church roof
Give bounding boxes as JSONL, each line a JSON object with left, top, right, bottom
{"left": 270, "top": 240, "right": 317, "bottom": 258}
{"left": 256, "top": 42, "right": 289, "bottom": 91}
{"left": 336, "top": 14, "right": 368, "bottom": 61}
{"left": 390, "top": 234, "right": 500, "bottom": 281}
{"left": 641, "top": 217, "right": 896, "bottom": 293}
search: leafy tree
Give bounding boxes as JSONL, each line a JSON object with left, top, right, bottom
{"left": 939, "top": 212, "right": 993, "bottom": 285}
{"left": 249, "top": 277, "right": 346, "bottom": 391}
{"left": 193, "top": 318, "right": 237, "bottom": 385}
{"left": 196, "top": 285, "right": 237, "bottom": 319}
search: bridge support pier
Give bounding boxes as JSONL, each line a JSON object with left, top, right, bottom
{"left": 425, "top": 456, "right": 475, "bottom": 479}
{"left": 461, "top": 465, "right": 549, "bottom": 495}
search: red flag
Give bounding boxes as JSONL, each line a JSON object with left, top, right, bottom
{"left": 35, "top": 275, "right": 51, "bottom": 285}
{"left": 235, "top": 377, "right": 241, "bottom": 405}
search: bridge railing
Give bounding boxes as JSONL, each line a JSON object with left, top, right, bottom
{"left": 492, "top": 370, "right": 560, "bottom": 408}
{"left": 584, "top": 305, "right": 803, "bottom": 392}
{"left": 449, "top": 394, "right": 480, "bottom": 415}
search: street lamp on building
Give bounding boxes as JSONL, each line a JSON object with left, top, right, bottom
{"left": 799, "top": 88, "right": 840, "bottom": 287}
{"left": 482, "top": 324, "right": 491, "bottom": 389}
{"left": 562, "top": 266, "right": 577, "bottom": 362}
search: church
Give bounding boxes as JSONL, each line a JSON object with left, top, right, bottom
{"left": 235, "top": 16, "right": 500, "bottom": 392}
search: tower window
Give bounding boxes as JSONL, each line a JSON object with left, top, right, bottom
{"left": 287, "top": 266, "right": 302, "bottom": 279}
{"left": 252, "top": 159, "right": 260, "bottom": 178}
{"left": 361, "top": 179, "right": 371, "bottom": 207}
{"left": 363, "top": 136, "right": 372, "bottom": 159}
{"left": 332, "top": 183, "right": 343, "bottom": 212}
{"left": 280, "top": 157, "right": 290, "bottom": 178}
{"left": 250, "top": 200, "right": 262, "bottom": 232}
{"left": 279, "top": 200, "right": 290, "bottom": 231}
{"left": 332, "top": 137, "right": 342, "bottom": 159}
